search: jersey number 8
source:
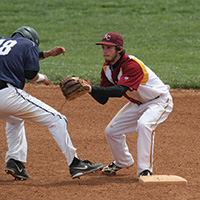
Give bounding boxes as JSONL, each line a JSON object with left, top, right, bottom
{"left": 0, "top": 39, "right": 17, "bottom": 55}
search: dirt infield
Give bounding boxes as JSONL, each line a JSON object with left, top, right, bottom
{"left": 0, "top": 85, "right": 199, "bottom": 200}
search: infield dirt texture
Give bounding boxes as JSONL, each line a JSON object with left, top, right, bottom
{"left": 0, "top": 85, "right": 199, "bottom": 200}
{"left": 0, "top": 0, "right": 200, "bottom": 199}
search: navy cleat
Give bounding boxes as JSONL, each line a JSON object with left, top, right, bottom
{"left": 102, "top": 162, "right": 122, "bottom": 175}
{"left": 139, "top": 170, "right": 152, "bottom": 177}
{"left": 70, "top": 159, "right": 103, "bottom": 179}
{"left": 5, "top": 159, "right": 29, "bottom": 180}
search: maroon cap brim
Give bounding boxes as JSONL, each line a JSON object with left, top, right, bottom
{"left": 96, "top": 41, "right": 118, "bottom": 46}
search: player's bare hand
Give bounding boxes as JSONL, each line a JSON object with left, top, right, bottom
{"left": 41, "top": 74, "right": 51, "bottom": 85}
{"left": 42, "top": 47, "right": 66, "bottom": 58}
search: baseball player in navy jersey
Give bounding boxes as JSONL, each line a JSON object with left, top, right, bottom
{"left": 0, "top": 26, "right": 102, "bottom": 180}
{"left": 89, "top": 32, "right": 173, "bottom": 177}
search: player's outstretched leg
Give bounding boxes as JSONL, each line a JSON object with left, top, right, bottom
{"left": 70, "top": 158, "right": 103, "bottom": 179}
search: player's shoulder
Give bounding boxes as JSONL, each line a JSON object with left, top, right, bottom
{"left": 121, "top": 54, "right": 137, "bottom": 63}
{"left": 12, "top": 34, "right": 37, "bottom": 48}
{"left": 120, "top": 54, "right": 146, "bottom": 75}
{"left": 127, "top": 55, "right": 146, "bottom": 66}
{"left": 121, "top": 54, "right": 140, "bottom": 65}
{"left": 0, "top": 36, "right": 8, "bottom": 40}
{"left": 0, "top": 36, "right": 14, "bottom": 43}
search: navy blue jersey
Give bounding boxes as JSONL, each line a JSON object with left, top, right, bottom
{"left": 0, "top": 33, "right": 39, "bottom": 89}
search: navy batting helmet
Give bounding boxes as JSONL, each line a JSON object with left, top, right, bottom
{"left": 12, "top": 26, "right": 40, "bottom": 46}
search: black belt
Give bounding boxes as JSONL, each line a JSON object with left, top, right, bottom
{"left": 136, "top": 96, "right": 160, "bottom": 105}
{"left": 0, "top": 80, "right": 8, "bottom": 90}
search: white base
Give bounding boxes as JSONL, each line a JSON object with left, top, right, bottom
{"left": 139, "top": 175, "right": 188, "bottom": 185}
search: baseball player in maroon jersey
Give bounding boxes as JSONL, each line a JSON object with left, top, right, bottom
{"left": 89, "top": 32, "right": 173, "bottom": 177}
{"left": 0, "top": 26, "right": 102, "bottom": 180}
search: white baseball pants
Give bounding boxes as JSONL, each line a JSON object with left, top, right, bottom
{"left": 0, "top": 84, "right": 77, "bottom": 166}
{"left": 105, "top": 92, "right": 173, "bottom": 175}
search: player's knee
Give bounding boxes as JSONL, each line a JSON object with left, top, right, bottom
{"left": 105, "top": 125, "right": 113, "bottom": 138}
{"left": 9, "top": 117, "right": 24, "bottom": 125}
{"left": 136, "top": 119, "right": 149, "bottom": 133}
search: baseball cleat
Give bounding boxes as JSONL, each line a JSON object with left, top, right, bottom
{"left": 139, "top": 170, "right": 152, "bottom": 177}
{"left": 70, "top": 159, "right": 103, "bottom": 179}
{"left": 5, "top": 159, "right": 29, "bottom": 180}
{"left": 102, "top": 162, "right": 122, "bottom": 175}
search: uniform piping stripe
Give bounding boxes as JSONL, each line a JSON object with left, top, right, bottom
{"left": 15, "top": 88, "right": 67, "bottom": 123}
{"left": 149, "top": 98, "right": 169, "bottom": 168}
{"left": 131, "top": 57, "right": 148, "bottom": 85}
{"left": 103, "top": 65, "right": 107, "bottom": 75}
{"left": 120, "top": 67, "right": 123, "bottom": 75}
{"left": 149, "top": 130, "right": 155, "bottom": 169}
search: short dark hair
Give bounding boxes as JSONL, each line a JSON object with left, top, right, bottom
{"left": 116, "top": 45, "right": 125, "bottom": 55}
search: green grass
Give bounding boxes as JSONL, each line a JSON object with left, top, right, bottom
{"left": 1, "top": 0, "right": 199, "bottom": 88}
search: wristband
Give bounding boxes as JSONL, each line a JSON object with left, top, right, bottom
{"left": 39, "top": 51, "right": 45, "bottom": 59}
{"left": 36, "top": 74, "right": 45, "bottom": 82}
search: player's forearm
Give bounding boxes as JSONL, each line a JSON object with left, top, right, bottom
{"left": 90, "top": 84, "right": 129, "bottom": 104}
{"left": 39, "top": 47, "right": 66, "bottom": 60}
{"left": 29, "top": 73, "right": 45, "bottom": 82}
{"left": 91, "top": 84, "right": 129, "bottom": 98}
{"left": 89, "top": 93, "right": 108, "bottom": 105}
{"left": 29, "top": 73, "right": 50, "bottom": 85}
{"left": 39, "top": 51, "right": 51, "bottom": 59}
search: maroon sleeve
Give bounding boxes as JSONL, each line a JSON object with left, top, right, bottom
{"left": 118, "top": 59, "right": 144, "bottom": 90}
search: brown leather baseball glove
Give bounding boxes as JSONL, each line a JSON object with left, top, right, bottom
{"left": 59, "top": 76, "right": 91, "bottom": 100}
